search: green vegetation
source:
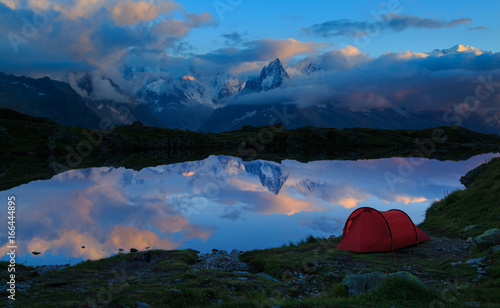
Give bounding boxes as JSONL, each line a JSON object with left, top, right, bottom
{"left": 420, "top": 157, "right": 500, "bottom": 237}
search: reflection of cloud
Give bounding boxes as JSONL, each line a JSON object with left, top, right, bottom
{"left": 384, "top": 196, "right": 428, "bottom": 205}
{"left": 151, "top": 214, "right": 215, "bottom": 240}
{"left": 0, "top": 226, "right": 181, "bottom": 259}
{"left": 299, "top": 215, "right": 345, "bottom": 234}
{"left": 0, "top": 226, "right": 179, "bottom": 261}
{"left": 257, "top": 193, "right": 323, "bottom": 216}
{"left": 106, "top": 225, "right": 179, "bottom": 251}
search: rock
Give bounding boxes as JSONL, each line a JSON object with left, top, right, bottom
{"left": 477, "top": 270, "right": 487, "bottom": 274}
{"left": 230, "top": 249, "right": 240, "bottom": 258}
{"left": 169, "top": 289, "right": 181, "bottom": 293}
{"left": 341, "top": 271, "right": 425, "bottom": 296}
{"left": 464, "top": 225, "right": 478, "bottom": 232}
{"left": 472, "top": 275, "right": 485, "bottom": 283}
{"left": 466, "top": 302, "right": 481, "bottom": 307}
{"left": 216, "top": 299, "right": 224, "bottom": 305}
{"left": 81, "top": 246, "right": 85, "bottom": 249}
{"left": 135, "top": 302, "right": 151, "bottom": 308}
{"left": 460, "top": 163, "right": 487, "bottom": 187}
{"left": 474, "top": 229, "right": 500, "bottom": 244}
{"left": 191, "top": 250, "right": 251, "bottom": 272}
{"left": 466, "top": 257, "right": 485, "bottom": 265}
{"left": 450, "top": 261, "right": 462, "bottom": 267}
{"left": 466, "top": 237, "right": 477, "bottom": 246}
{"left": 130, "top": 248, "right": 138, "bottom": 253}
{"left": 256, "top": 272, "right": 281, "bottom": 283}
{"left": 492, "top": 245, "right": 500, "bottom": 253}
{"left": 32, "top": 251, "right": 41, "bottom": 256}
{"left": 119, "top": 248, "right": 124, "bottom": 252}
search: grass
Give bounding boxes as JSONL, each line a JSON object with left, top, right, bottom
{"left": 419, "top": 157, "right": 500, "bottom": 237}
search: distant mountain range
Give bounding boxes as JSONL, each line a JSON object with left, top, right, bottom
{"left": 1, "top": 45, "right": 499, "bottom": 134}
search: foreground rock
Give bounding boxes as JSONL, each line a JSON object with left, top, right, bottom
{"left": 474, "top": 229, "right": 500, "bottom": 244}
{"left": 341, "top": 271, "right": 426, "bottom": 296}
{"left": 191, "top": 249, "right": 251, "bottom": 272}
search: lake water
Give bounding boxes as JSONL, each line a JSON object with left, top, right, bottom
{"left": 0, "top": 153, "right": 498, "bottom": 265}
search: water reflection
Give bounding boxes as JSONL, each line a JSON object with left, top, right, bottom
{"left": 0, "top": 154, "right": 497, "bottom": 265}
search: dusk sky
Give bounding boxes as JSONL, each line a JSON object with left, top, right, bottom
{"left": 1, "top": 0, "right": 498, "bottom": 77}
{"left": 1, "top": 0, "right": 500, "bottom": 114}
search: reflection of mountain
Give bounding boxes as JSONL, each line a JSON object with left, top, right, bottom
{"left": 292, "top": 179, "right": 323, "bottom": 194}
{"left": 144, "top": 155, "right": 289, "bottom": 195}
{"left": 244, "top": 160, "right": 289, "bottom": 195}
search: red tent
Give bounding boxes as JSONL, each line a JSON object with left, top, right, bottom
{"left": 337, "top": 207, "right": 430, "bottom": 253}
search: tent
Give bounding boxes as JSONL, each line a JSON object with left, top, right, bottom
{"left": 337, "top": 207, "right": 430, "bottom": 253}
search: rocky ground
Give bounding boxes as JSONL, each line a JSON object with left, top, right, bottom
{"left": 4, "top": 229, "right": 498, "bottom": 307}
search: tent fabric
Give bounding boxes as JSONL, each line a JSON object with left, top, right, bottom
{"left": 337, "top": 207, "right": 430, "bottom": 253}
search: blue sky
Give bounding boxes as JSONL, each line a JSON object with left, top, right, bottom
{"left": 0, "top": 0, "right": 497, "bottom": 79}
{"left": 182, "top": 0, "right": 498, "bottom": 56}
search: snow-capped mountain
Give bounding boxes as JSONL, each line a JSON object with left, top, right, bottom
{"left": 135, "top": 59, "right": 291, "bottom": 129}
{"left": 429, "top": 44, "right": 491, "bottom": 56}
{"left": 136, "top": 75, "right": 218, "bottom": 130}
{"left": 287, "top": 61, "right": 318, "bottom": 77}
{"left": 217, "top": 77, "right": 246, "bottom": 100}
{"left": 243, "top": 58, "right": 290, "bottom": 92}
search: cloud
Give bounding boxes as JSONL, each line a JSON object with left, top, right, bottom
{"left": 304, "top": 14, "right": 472, "bottom": 37}
{"left": 226, "top": 45, "right": 500, "bottom": 112}
{"left": 203, "top": 38, "right": 325, "bottom": 63}
{"left": 221, "top": 31, "right": 244, "bottom": 45}
{"left": 0, "top": 0, "right": 216, "bottom": 79}
{"left": 111, "top": 0, "right": 180, "bottom": 25}
{"left": 468, "top": 26, "right": 488, "bottom": 31}
{"left": 199, "top": 38, "right": 327, "bottom": 77}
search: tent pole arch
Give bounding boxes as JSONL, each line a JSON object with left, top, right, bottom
{"left": 343, "top": 207, "right": 394, "bottom": 252}
{"left": 388, "top": 209, "right": 419, "bottom": 243}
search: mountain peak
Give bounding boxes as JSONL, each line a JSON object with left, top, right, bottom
{"left": 430, "top": 45, "right": 487, "bottom": 56}
{"left": 244, "top": 58, "right": 290, "bottom": 92}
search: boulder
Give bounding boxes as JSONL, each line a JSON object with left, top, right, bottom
{"left": 341, "top": 271, "right": 425, "bottom": 296}
{"left": 492, "top": 245, "right": 500, "bottom": 253}
{"left": 464, "top": 225, "right": 478, "bottom": 232}
{"left": 474, "top": 229, "right": 500, "bottom": 244}
{"left": 466, "top": 257, "right": 485, "bottom": 265}
{"left": 460, "top": 163, "right": 487, "bottom": 187}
